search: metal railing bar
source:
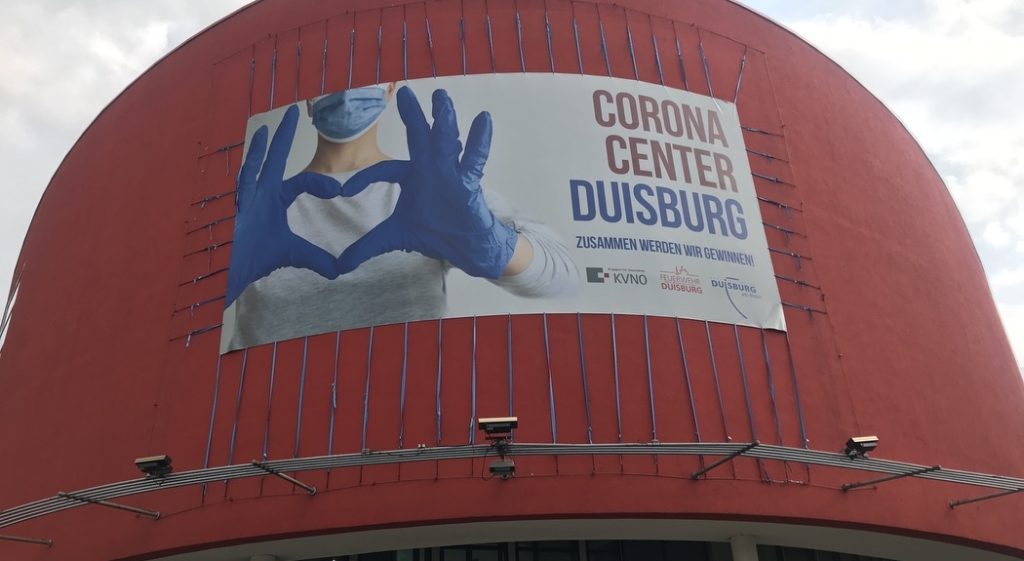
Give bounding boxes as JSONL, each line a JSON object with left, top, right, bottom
{"left": 3, "top": 442, "right": 1023, "bottom": 529}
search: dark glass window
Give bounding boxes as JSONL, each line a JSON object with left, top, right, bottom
{"left": 586, "top": 540, "right": 621, "bottom": 561}
{"left": 518, "top": 540, "right": 579, "bottom": 561}
{"left": 586, "top": 539, "right": 729, "bottom": 561}
{"left": 361, "top": 551, "right": 397, "bottom": 561}
{"left": 442, "top": 542, "right": 507, "bottom": 561}
{"left": 302, "top": 539, "right": 896, "bottom": 561}
{"left": 758, "top": 545, "right": 894, "bottom": 561}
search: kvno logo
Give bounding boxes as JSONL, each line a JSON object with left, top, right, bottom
{"left": 586, "top": 267, "right": 648, "bottom": 285}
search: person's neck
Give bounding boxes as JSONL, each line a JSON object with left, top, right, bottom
{"left": 304, "top": 128, "right": 387, "bottom": 173}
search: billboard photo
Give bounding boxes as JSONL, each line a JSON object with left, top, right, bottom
{"left": 221, "top": 73, "right": 784, "bottom": 353}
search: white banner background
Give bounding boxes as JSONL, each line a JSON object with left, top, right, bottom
{"left": 226, "top": 73, "right": 784, "bottom": 351}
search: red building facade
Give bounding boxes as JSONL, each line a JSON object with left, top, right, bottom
{"left": 0, "top": 1, "right": 1022, "bottom": 560}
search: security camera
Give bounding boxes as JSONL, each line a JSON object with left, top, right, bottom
{"left": 477, "top": 416, "right": 518, "bottom": 436}
{"left": 135, "top": 454, "right": 173, "bottom": 477}
{"left": 489, "top": 459, "right": 516, "bottom": 480}
{"left": 844, "top": 436, "right": 879, "bottom": 458}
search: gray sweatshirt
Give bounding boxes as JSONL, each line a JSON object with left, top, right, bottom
{"left": 221, "top": 171, "right": 580, "bottom": 352}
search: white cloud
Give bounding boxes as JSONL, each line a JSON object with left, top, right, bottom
{"left": 983, "top": 222, "right": 1013, "bottom": 249}
{"left": 0, "top": 0, "right": 251, "bottom": 301}
{"left": 992, "top": 266, "right": 1024, "bottom": 289}
{"left": 742, "top": 0, "right": 1024, "bottom": 367}
{"left": 996, "top": 302, "right": 1024, "bottom": 368}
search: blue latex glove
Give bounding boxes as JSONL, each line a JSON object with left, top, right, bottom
{"left": 336, "top": 87, "right": 518, "bottom": 279}
{"left": 226, "top": 105, "right": 343, "bottom": 306}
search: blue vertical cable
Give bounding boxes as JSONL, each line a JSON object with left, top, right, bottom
{"left": 486, "top": 14, "right": 497, "bottom": 72}
{"left": 625, "top": 16, "right": 640, "bottom": 80}
{"left": 319, "top": 24, "right": 328, "bottom": 96}
{"left": 784, "top": 331, "right": 809, "bottom": 449}
{"left": 375, "top": 17, "right": 383, "bottom": 84}
{"left": 261, "top": 343, "right": 277, "bottom": 461}
{"left": 544, "top": 9, "right": 555, "bottom": 72}
{"left": 675, "top": 320, "right": 704, "bottom": 469}
{"left": 347, "top": 28, "right": 356, "bottom": 88}
{"left": 402, "top": 16, "right": 408, "bottom": 80}
{"left": 733, "top": 46, "right": 748, "bottom": 103}
{"left": 760, "top": 330, "right": 784, "bottom": 444}
{"left": 459, "top": 0, "right": 467, "bottom": 75}
{"left": 328, "top": 331, "right": 340, "bottom": 455}
{"left": 460, "top": 17, "right": 467, "bottom": 75}
{"left": 293, "top": 337, "right": 309, "bottom": 458}
{"left": 515, "top": 6, "right": 527, "bottom": 72}
{"left": 572, "top": 15, "right": 583, "bottom": 73}
{"left": 576, "top": 314, "right": 593, "bottom": 444}
{"left": 761, "top": 329, "right": 790, "bottom": 478}
{"left": 649, "top": 16, "right": 664, "bottom": 85}
{"left": 202, "top": 354, "right": 224, "bottom": 500}
{"left": 425, "top": 16, "right": 437, "bottom": 77}
{"left": 247, "top": 50, "right": 255, "bottom": 117}
{"left": 542, "top": 313, "right": 558, "bottom": 443}
{"left": 610, "top": 314, "right": 623, "bottom": 442}
{"left": 733, "top": 325, "right": 757, "bottom": 439}
{"left": 459, "top": 0, "right": 466, "bottom": 72}
{"left": 697, "top": 30, "right": 715, "bottom": 98}
{"left": 705, "top": 321, "right": 731, "bottom": 440}
{"left": 611, "top": 314, "right": 624, "bottom": 472}
{"left": 294, "top": 38, "right": 301, "bottom": 102}
{"left": 469, "top": 317, "right": 478, "bottom": 444}
{"left": 598, "top": 16, "right": 612, "bottom": 76}
{"left": 227, "top": 350, "right": 249, "bottom": 465}
{"left": 361, "top": 326, "right": 374, "bottom": 451}
{"left": 642, "top": 316, "right": 657, "bottom": 442}
{"left": 435, "top": 318, "right": 443, "bottom": 445}
{"left": 672, "top": 27, "right": 687, "bottom": 89}
{"left": 734, "top": 325, "right": 768, "bottom": 481}
{"left": 203, "top": 355, "right": 223, "bottom": 470}
{"left": 269, "top": 44, "right": 277, "bottom": 109}
{"left": 398, "top": 322, "right": 409, "bottom": 448}
{"left": 507, "top": 315, "right": 514, "bottom": 416}
{"left": 782, "top": 333, "right": 806, "bottom": 481}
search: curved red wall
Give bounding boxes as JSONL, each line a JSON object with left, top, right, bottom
{"left": 1, "top": 0, "right": 1022, "bottom": 559}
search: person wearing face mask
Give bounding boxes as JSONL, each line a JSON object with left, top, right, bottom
{"left": 222, "top": 82, "right": 580, "bottom": 351}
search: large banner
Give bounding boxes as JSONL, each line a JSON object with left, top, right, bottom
{"left": 221, "top": 73, "right": 784, "bottom": 353}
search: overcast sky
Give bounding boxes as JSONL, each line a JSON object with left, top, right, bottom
{"left": 1, "top": 0, "right": 1020, "bottom": 366}
{"left": 739, "top": 0, "right": 1024, "bottom": 368}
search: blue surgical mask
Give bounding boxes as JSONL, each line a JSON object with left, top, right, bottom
{"left": 311, "top": 86, "right": 388, "bottom": 143}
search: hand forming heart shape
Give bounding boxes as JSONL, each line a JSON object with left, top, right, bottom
{"left": 226, "top": 87, "right": 517, "bottom": 307}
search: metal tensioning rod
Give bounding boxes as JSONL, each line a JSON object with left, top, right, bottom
{"left": 949, "top": 488, "right": 1024, "bottom": 509}
{"left": 251, "top": 461, "right": 317, "bottom": 496}
{"left": 691, "top": 441, "right": 760, "bottom": 479}
{"left": 0, "top": 534, "right": 52, "bottom": 546}
{"left": 842, "top": 465, "right": 941, "bottom": 492}
{"left": 57, "top": 492, "right": 160, "bottom": 519}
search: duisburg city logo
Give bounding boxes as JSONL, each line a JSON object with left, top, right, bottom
{"left": 711, "top": 276, "right": 760, "bottom": 319}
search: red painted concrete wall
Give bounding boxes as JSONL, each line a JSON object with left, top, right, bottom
{"left": 1, "top": 0, "right": 1021, "bottom": 559}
